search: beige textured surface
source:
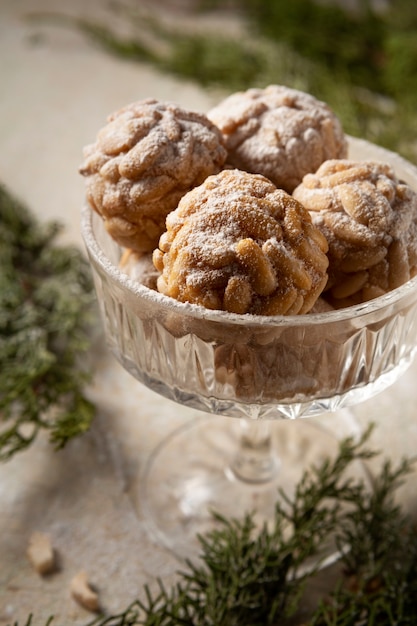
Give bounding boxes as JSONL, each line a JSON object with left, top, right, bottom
{"left": 1, "top": 1, "right": 417, "bottom": 624}
{"left": 0, "top": 2, "right": 210, "bottom": 621}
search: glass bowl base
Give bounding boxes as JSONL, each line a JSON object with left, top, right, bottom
{"left": 134, "top": 411, "right": 371, "bottom": 572}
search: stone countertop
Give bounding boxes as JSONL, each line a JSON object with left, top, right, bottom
{"left": 1, "top": 1, "right": 417, "bottom": 623}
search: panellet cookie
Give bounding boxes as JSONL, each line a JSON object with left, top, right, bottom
{"left": 293, "top": 159, "right": 417, "bottom": 307}
{"left": 207, "top": 85, "right": 347, "bottom": 193}
{"left": 153, "top": 169, "right": 329, "bottom": 315}
{"left": 79, "top": 99, "right": 227, "bottom": 253}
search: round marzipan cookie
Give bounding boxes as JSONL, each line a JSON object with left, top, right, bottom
{"left": 153, "top": 169, "right": 329, "bottom": 315}
{"left": 293, "top": 159, "right": 417, "bottom": 307}
{"left": 79, "top": 99, "right": 227, "bottom": 253}
{"left": 207, "top": 84, "right": 347, "bottom": 193}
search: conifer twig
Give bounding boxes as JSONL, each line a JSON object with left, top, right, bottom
{"left": 0, "top": 184, "right": 96, "bottom": 460}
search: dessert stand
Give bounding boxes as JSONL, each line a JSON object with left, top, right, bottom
{"left": 81, "top": 137, "right": 417, "bottom": 568}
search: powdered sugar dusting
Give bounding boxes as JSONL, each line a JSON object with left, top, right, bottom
{"left": 79, "top": 99, "right": 227, "bottom": 253}
{"left": 293, "top": 159, "right": 417, "bottom": 307}
{"left": 208, "top": 85, "right": 347, "bottom": 192}
{"left": 152, "top": 169, "right": 329, "bottom": 315}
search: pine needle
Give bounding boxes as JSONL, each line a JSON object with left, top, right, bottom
{"left": 0, "top": 184, "right": 96, "bottom": 460}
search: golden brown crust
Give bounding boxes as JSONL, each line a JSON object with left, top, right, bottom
{"left": 80, "top": 99, "right": 227, "bottom": 252}
{"left": 207, "top": 85, "right": 347, "bottom": 193}
{"left": 293, "top": 159, "right": 417, "bottom": 306}
{"left": 153, "top": 169, "right": 329, "bottom": 315}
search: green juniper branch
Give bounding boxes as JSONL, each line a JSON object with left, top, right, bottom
{"left": 11, "top": 427, "right": 417, "bottom": 625}
{"left": 310, "top": 456, "right": 417, "bottom": 626}
{"left": 0, "top": 185, "right": 96, "bottom": 460}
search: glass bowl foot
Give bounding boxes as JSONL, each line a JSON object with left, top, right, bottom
{"left": 134, "top": 411, "right": 370, "bottom": 571}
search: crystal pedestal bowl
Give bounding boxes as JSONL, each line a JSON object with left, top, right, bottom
{"left": 81, "top": 137, "right": 417, "bottom": 566}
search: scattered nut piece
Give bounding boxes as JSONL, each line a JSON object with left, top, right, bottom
{"left": 27, "top": 532, "right": 56, "bottom": 576}
{"left": 70, "top": 570, "right": 100, "bottom": 613}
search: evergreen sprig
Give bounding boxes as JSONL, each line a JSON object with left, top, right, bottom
{"left": 0, "top": 184, "right": 96, "bottom": 460}
{"left": 126, "top": 427, "right": 378, "bottom": 626}
{"left": 12, "top": 427, "right": 416, "bottom": 625}
{"left": 310, "top": 457, "right": 417, "bottom": 625}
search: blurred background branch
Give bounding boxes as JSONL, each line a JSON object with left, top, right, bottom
{"left": 27, "top": 0, "right": 417, "bottom": 163}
